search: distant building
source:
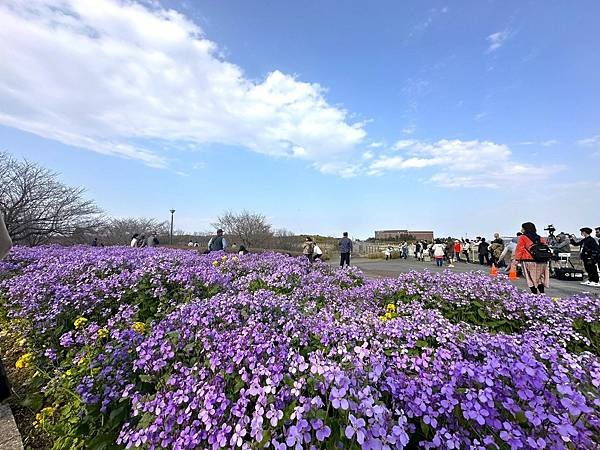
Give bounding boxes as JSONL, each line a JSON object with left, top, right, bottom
{"left": 374, "top": 229, "right": 434, "bottom": 241}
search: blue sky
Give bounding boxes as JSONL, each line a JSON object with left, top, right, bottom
{"left": 1, "top": 0, "right": 598, "bottom": 239}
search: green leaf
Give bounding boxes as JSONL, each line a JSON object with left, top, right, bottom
{"left": 87, "top": 432, "right": 115, "bottom": 450}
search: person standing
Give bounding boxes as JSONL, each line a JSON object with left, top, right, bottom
{"left": 0, "top": 212, "right": 13, "bottom": 401}
{"left": 453, "top": 240, "right": 462, "bottom": 263}
{"left": 596, "top": 227, "right": 600, "bottom": 277}
{"left": 130, "top": 233, "right": 140, "bottom": 247}
{"left": 462, "top": 239, "right": 471, "bottom": 263}
{"left": 415, "top": 241, "right": 422, "bottom": 260}
{"left": 478, "top": 238, "right": 490, "bottom": 265}
{"left": 401, "top": 242, "right": 408, "bottom": 259}
{"left": 570, "top": 227, "right": 600, "bottom": 287}
{"left": 208, "top": 229, "right": 228, "bottom": 252}
{"left": 515, "top": 222, "right": 550, "bottom": 294}
{"left": 499, "top": 233, "right": 521, "bottom": 272}
{"left": 338, "top": 232, "right": 353, "bottom": 267}
{"left": 146, "top": 233, "right": 159, "bottom": 247}
{"left": 384, "top": 246, "right": 392, "bottom": 261}
{"left": 303, "top": 237, "right": 315, "bottom": 262}
{"left": 91, "top": 237, "right": 98, "bottom": 247}
{"left": 432, "top": 240, "right": 446, "bottom": 267}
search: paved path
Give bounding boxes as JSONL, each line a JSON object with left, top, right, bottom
{"left": 0, "top": 405, "right": 23, "bottom": 450}
{"left": 329, "top": 257, "right": 599, "bottom": 298}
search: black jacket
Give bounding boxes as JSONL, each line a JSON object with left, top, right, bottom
{"left": 478, "top": 242, "right": 489, "bottom": 255}
{"left": 570, "top": 236, "right": 600, "bottom": 263}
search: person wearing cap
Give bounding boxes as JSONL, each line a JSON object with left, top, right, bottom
{"left": 208, "top": 228, "right": 227, "bottom": 252}
{"left": 0, "top": 212, "right": 13, "bottom": 401}
{"left": 570, "top": 227, "right": 600, "bottom": 287}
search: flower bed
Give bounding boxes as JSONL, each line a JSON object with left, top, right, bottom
{"left": 0, "top": 246, "right": 599, "bottom": 449}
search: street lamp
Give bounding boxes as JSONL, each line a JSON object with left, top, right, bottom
{"left": 169, "top": 209, "right": 175, "bottom": 245}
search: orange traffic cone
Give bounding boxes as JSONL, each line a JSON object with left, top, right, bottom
{"left": 490, "top": 264, "right": 498, "bottom": 277}
{"left": 508, "top": 266, "right": 518, "bottom": 281}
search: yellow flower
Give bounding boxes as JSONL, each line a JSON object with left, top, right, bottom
{"left": 379, "top": 315, "right": 387, "bottom": 321}
{"left": 15, "top": 352, "right": 34, "bottom": 369}
{"left": 212, "top": 261, "right": 220, "bottom": 267}
{"left": 386, "top": 303, "right": 396, "bottom": 313}
{"left": 221, "top": 255, "right": 228, "bottom": 262}
{"left": 132, "top": 322, "right": 146, "bottom": 334}
{"left": 74, "top": 316, "right": 88, "bottom": 329}
{"left": 232, "top": 256, "right": 239, "bottom": 262}
{"left": 35, "top": 406, "right": 55, "bottom": 424}
{"left": 97, "top": 328, "right": 109, "bottom": 339}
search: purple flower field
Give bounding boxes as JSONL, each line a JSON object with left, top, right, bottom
{"left": 0, "top": 246, "right": 599, "bottom": 449}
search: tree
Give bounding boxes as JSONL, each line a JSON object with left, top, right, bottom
{"left": 0, "top": 152, "right": 102, "bottom": 245}
{"left": 98, "top": 217, "right": 169, "bottom": 245}
{"left": 212, "top": 210, "right": 273, "bottom": 248}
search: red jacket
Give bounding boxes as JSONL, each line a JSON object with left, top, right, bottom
{"left": 515, "top": 235, "right": 546, "bottom": 261}
{"left": 454, "top": 243, "right": 461, "bottom": 253}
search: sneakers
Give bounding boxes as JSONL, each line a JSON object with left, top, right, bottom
{"left": 580, "top": 281, "right": 600, "bottom": 287}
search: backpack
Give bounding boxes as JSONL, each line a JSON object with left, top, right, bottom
{"left": 529, "top": 240, "right": 553, "bottom": 263}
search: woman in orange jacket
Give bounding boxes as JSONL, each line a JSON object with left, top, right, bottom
{"left": 515, "top": 222, "right": 549, "bottom": 295}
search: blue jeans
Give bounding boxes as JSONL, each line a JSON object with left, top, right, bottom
{"left": 435, "top": 258, "right": 444, "bottom": 267}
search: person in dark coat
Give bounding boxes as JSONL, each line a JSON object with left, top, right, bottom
{"left": 478, "top": 238, "right": 490, "bottom": 265}
{"left": 571, "top": 227, "right": 600, "bottom": 287}
{"left": 0, "top": 212, "right": 12, "bottom": 401}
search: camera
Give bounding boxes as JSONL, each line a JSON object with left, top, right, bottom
{"left": 544, "top": 224, "right": 556, "bottom": 233}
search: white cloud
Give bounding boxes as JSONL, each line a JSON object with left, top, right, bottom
{"left": 362, "top": 151, "right": 375, "bottom": 160}
{"left": 578, "top": 135, "right": 600, "bottom": 156}
{"left": 368, "top": 142, "right": 384, "bottom": 148}
{"left": 368, "top": 139, "right": 562, "bottom": 188}
{"left": 0, "top": 0, "right": 365, "bottom": 169}
{"left": 517, "top": 140, "right": 557, "bottom": 147}
{"left": 486, "top": 29, "right": 511, "bottom": 53}
{"left": 393, "top": 139, "right": 417, "bottom": 150}
{"left": 402, "top": 125, "right": 416, "bottom": 135}
{"left": 578, "top": 135, "right": 600, "bottom": 147}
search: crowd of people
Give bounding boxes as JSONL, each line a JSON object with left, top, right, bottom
{"left": 130, "top": 233, "right": 160, "bottom": 248}
{"left": 375, "top": 224, "right": 600, "bottom": 292}
{"left": 125, "top": 223, "right": 600, "bottom": 291}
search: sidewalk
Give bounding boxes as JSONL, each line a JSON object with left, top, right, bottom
{"left": 0, "top": 404, "right": 23, "bottom": 450}
{"left": 329, "top": 257, "right": 599, "bottom": 298}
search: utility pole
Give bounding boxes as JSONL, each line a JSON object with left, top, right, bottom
{"left": 170, "top": 209, "right": 175, "bottom": 245}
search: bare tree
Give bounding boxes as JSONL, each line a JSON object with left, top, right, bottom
{"left": 0, "top": 152, "right": 102, "bottom": 245}
{"left": 98, "top": 217, "right": 169, "bottom": 245}
{"left": 212, "top": 210, "right": 273, "bottom": 248}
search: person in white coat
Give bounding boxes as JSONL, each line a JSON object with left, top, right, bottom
{"left": 313, "top": 243, "right": 323, "bottom": 260}
{"left": 432, "top": 240, "right": 446, "bottom": 267}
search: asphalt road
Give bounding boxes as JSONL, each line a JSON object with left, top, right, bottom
{"left": 328, "top": 257, "right": 599, "bottom": 298}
